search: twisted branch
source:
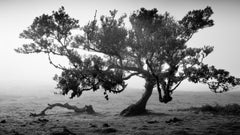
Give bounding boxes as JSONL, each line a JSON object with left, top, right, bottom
{"left": 30, "top": 103, "right": 95, "bottom": 117}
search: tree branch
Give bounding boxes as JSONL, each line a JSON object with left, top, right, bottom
{"left": 108, "top": 64, "right": 148, "bottom": 75}
{"left": 146, "top": 59, "right": 163, "bottom": 101}
{"left": 171, "top": 79, "right": 183, "bottom": 92}
{"left": 123, "top": 72, "right": 140, "bottom": 80}
{"left": 30, "top": 103, "right": 95, "bottom": 117}
{"left": 47, "top": 53, "right": 67, "bottom": 70}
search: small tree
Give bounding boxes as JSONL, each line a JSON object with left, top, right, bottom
{"left": 16, "top": 6, "right": 240, "bottom": 116}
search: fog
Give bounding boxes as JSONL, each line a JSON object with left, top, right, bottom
{"left": 0, "top": 0, "right": 240, "bottom": 96}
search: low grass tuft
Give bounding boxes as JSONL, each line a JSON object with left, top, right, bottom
{"left": 176, "top": 103, "right": 240, "bottom": 115}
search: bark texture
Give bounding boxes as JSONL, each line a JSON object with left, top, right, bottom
{"left": 120, "top": 80, "right": 155, "bottom": 116}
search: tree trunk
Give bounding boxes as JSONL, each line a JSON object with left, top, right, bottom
{"left": 120, "top": 79, "right": 155, "bottom": 116}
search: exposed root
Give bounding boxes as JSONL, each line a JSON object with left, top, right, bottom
{"left": 30, "top": 103, "right": 95, "bottom": 117}
{"left": 120, "top": 104, "right": 147, "bottom": 116}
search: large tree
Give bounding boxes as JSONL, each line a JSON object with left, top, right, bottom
{"left": 15, "top": 6, "right": 240, "bottom": 116}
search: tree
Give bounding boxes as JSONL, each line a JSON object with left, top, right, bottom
{"left": 15, "top": 6, "right": 240, "bottom": 116}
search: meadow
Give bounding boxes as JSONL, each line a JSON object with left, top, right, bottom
{"left": 1, "top": 89, "right": 240, "bottom": 135}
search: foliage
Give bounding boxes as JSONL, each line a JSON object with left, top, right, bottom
{"left": 15, "top": 6, "right": 240, "bottom": 102}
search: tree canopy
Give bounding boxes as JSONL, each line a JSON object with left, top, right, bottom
{"left": 16, "top": 6, "right": 240, "bottom": 108}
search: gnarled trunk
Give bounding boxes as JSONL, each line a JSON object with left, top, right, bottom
{"left": 120, "top": 79, "right": 155, "bottom": 116}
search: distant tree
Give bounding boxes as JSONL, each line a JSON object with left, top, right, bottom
{"left": 15, "top": 6, "right": 240, "bottom": 116}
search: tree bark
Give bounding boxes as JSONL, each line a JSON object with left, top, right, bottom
{"left": 120, "top": 79, "right": 155, "bottom": 116}
{"left": 30, "top": 103, "right": 95, "bottom": 117}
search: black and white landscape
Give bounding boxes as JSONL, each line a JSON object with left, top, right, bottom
{"left": 1, "top": 0, "right": 240, "bottom": 134}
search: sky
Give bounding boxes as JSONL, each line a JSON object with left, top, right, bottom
{"left": 0, "top": 0, "right": 240, "bottom": 95}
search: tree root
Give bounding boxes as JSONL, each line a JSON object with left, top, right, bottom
{"left": 120, "top": 104, "right": 147, "bottom": 116}
{"left": 30, "top": 103, "right": 95, "bottom": 117}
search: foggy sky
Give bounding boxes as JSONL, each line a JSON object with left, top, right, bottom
{"left": 0, "top": 0, "right": 240, "bottom": 95}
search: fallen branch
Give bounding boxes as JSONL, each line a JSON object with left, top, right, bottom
{"left": 30, "top": 103, "right": 95, "bottom": 117}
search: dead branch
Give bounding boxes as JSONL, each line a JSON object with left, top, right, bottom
{"left": 30, "top": 103, "right": 95, "bottom": 117}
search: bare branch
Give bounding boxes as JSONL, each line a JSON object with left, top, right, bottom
{"left": 123, "top": 72, "right": 140, "bottom": 80}
{"left": 47, "top": 53, "right": 67, "bottom": 70}
{"left": 30, "top": 103, "right": 95, "bottom": 117}
{"left": 171, "top": 79, "right": 183, "bottom": 92}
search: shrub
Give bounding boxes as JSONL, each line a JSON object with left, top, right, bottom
{"left": 177, "top": 104, "right": 240, "bottom": 115}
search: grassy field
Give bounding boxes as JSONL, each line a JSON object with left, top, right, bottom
{"left": 1, "top": 90, "right": 240, "bottom": 134}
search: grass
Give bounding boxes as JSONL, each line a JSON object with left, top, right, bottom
{"left": 175, "top": 103, "right": 240, "bottom": 115}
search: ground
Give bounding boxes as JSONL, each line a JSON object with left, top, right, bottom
{"left": 1, "top": 110, "right": 240, "bottom": 135}
{"left": 1, "top": 91, "right": 240, "bottom": 134}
